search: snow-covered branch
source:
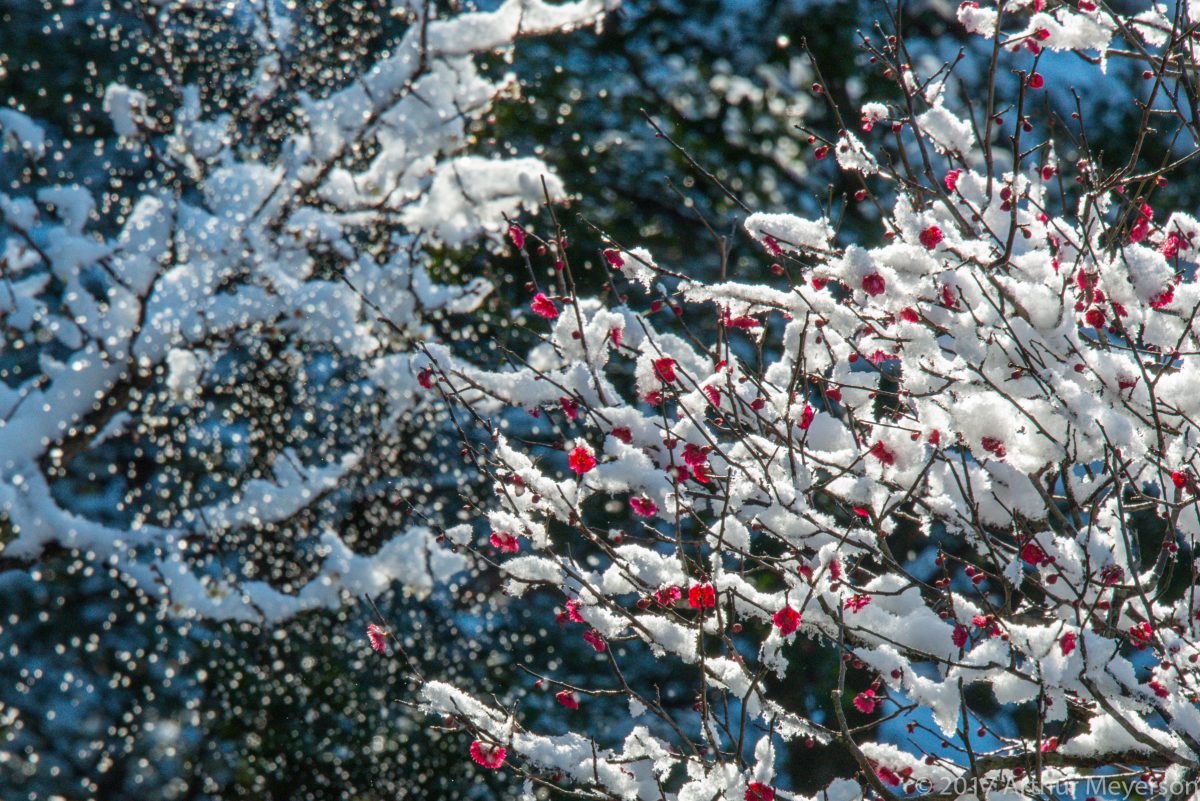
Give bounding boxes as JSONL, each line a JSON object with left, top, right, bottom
{"left": 401, "top": 2, "right": 1200, "bottom": 797}
{"left": 0, "top": 0, "right": 618, "bottom": 622}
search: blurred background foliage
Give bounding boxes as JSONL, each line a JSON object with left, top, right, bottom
{"left": 0, "top": 0, "right": 1162, "bottom": 798}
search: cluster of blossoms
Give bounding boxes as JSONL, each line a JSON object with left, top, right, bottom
{"left": 387, "top": 1, "right": 1200, "bottom": 798}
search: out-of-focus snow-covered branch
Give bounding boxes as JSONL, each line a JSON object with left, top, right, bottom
{"left": 0, "top": 0, "right": 619, "bottom": 622}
